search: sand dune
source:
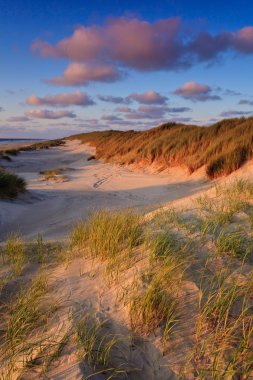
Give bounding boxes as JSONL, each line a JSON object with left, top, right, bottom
{"left": 1, "top": 140, "right": 253, "bottom": 379}
{"left": 0, "top": 140, "right": 209, "bottom": 241}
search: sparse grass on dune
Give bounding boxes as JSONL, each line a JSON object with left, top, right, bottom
{"left": 76, "top": 313, "right": 133, "bottom": 379}
{"left": 70, "top": 209, "right": 142, "bottom": 260}
{"left": 196, "top": 179, "right": 253, "bottom": 237}
{"left": 129, "top": 227, "right": 191, "bottom": 339}
{"left": 69, "top": 220, "right": 88, "bottom": 251}
{"left": 67, "top": 116, "right": 253, "bottom": 178}
{"left": 5, "top": 274, "right": 48, "bottom": 349}
{"left": 215, "top": 228, "right": 253, "bottom": 259}
{"left": 40, "top": 166, "right": 72, "bottom": 181}
{"left": 2, "top": 233, "right": 26, "bottom": 276}
{"left": 129, "top": 262, "right": 180, "bottom": 339}
{"left": 0, "top": 274, "right": 50, "bottom": 378}
{"left": 0, "top": 168, "right": 26, "bottom": 199}
{"left": 145, "top": 228, "right": 192, "bottom": 264}
{"left": 190, "top": 268, "right": 253, "bottom": 379}
{"left": 70, "top": 209, "right": 143, "bottom": 282}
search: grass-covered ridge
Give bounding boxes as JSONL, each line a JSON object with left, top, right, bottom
{"left": 67, "top": 116, "right": 253, "bottom": 178}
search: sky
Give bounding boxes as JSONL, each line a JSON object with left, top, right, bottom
{"left": 1, "top": 0, "right": 253, "bottom": 138}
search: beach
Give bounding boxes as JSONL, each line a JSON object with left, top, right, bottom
{"left": 0, "top": 140, "right": 209, "bottom": 241}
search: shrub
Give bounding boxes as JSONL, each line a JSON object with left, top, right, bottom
{"left": 0, "top": 169, "right": 26, "bottom": 198}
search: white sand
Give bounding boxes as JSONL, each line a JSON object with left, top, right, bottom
{"left": 0, "top": 140, "right": 210, "bottom": 241}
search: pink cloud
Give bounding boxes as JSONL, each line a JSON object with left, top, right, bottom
{"left": 174, "top": 82, "right": 221, "bottom": 101}
{"left": 32, "top": 18, "right": 182, "bottom": 70}
{"left": 234, "top": 27, "right": 253, "bottom": 53}
{"left": 25, "top": 109, "right": 76, "bottom": 119}
{"left": 32, "top": 18, "right": 253, "bottom": 74}
{"left": 26, "top": 91, "right": 94, "bottom": 107}
{"left": 45, "top": 63, "right": 122, "bottom": 86}
{"left": 128, "top": 90, "right": 168, "bottom": 104}
{"left": 115, "top": 106, "right": 133, "bottom": 113}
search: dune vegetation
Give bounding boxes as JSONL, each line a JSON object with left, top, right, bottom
{"left": 0, "top": 178, "right": 253, "bottom": 379}
{"left": 0, "top": 168, "right": 26, "bottom": 199}
{"left": 68, "top": 116, "right": 253, "bottom": 178}
{"left": 40, "top": 166, "right": 73, "bottom": 181}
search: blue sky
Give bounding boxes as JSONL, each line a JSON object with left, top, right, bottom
{"left": 1, "top": 0, "right": 253, "bottom": 138}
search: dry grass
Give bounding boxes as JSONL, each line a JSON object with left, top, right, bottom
{"left": 0, "top": 273, "right": 55, "bottom": 378}
{"left": 189, "top": 268, "right": 253, "bottom": 379}
{"left": 129, "top": 264, "right": 179, "bottom": 339}
{"left": 70, "top": 209, "right": 142, "bottom": 260}
{"left": 3, "top": 233, "right": 26, "bottom": 276}
{"left": 40, "top": 166, "right": 72, "bottom": 181}
{"left": 67, "top": 117, "right": 253, "bottom": 178}
{"left": 75, "top": 313, "right": 134, "bottom": 379}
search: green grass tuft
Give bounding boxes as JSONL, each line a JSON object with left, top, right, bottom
{"left": 71, "top": 209, "right": 142, "bottom": 260}
{"left": 4, "top": 233, "right": 26, "bottom": 275}
{"left": 0, "top": 169, "right": 26, "bottom": 199}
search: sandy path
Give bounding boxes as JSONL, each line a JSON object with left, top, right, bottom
{"left": 0, "top": 140, "right": 209, "bottom": 241}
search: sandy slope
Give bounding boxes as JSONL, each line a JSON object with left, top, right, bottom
{"left": 0, "top": 140, "right": 210, "bottom": 241}
{"left": 1, "top": 141, "right": 253, "bottom": 379}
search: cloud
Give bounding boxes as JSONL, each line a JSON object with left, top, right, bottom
{"left": 128, "top": 90, "right": 168, "bottom": 104}
{"left": 234, "top": 27, "right": 253, "bottom": 53}
{"left": 101, "top": 115, "right": 123, "bottom": 121}
{"left": 0, "top": 107, "right": 4, "bottom": 112}
{"left": 174, "top": 82, "right": 221, "bottom": 101}
{"left": 32, "top": 18, "right": 253, "bottom": 74}
{"left": 7, "top": 116, "right": 30, "bottom": 122}
{"left": 98, "top": 95, "right": 131, "bottom": 104}
{"left": 45, "top": 63, "right": 123, "bottom": 86}
{"left": 116, "top": 105, "right": 190, "bottom": 120}
{"left": 223, "top": 89, "right": 241, "bottom": 96}
{"left": 166, "top": 106, "right": 191, "bottom": 113}
{"left": 25, "top": 109, "right": 76, "bottom": 119}
{"left": 220, "top": 110, "right": 253, "bottom": 117}
{"left": 238, "top": 99, "right": 253, "bottom": 106}
{"left": 26, "top": 91, "right": 95, "bottom": 107}
{"left": 115, "top": 106, "right": 132, "bottom": 113}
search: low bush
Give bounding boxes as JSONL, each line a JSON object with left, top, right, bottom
{"left": 0, "top": 169, "right": 26, "bottom": 198}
